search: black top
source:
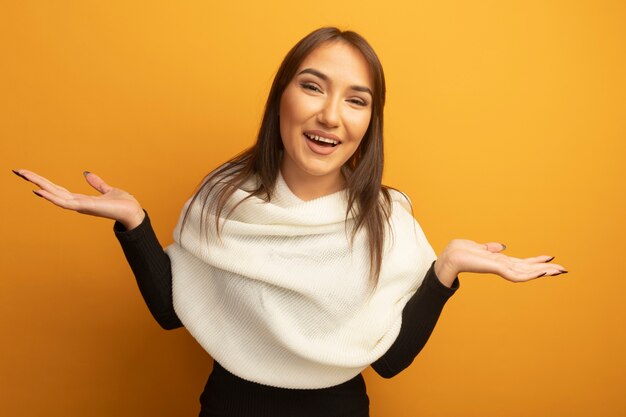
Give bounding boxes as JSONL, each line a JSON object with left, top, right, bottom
{"left": 114, "top": 212, "right": 459, "bottom": 416}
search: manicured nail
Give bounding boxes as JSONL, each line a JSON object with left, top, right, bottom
{"left": 546, "top": 256, "right": 555, "bottom": 262}
{"left": 32, "top": 190, "right": 42, "bottom": 198}
{"left": 83, "top": 171, "right": 91, "bottom": 177}
{"left": 12, "top": 170, "right": 27, "bottom": 180}
{"left": 536, "top": 272, "right": 547, "bottom": 278}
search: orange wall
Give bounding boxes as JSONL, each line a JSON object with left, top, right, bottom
{"left": 2, "top": 1, "right": 625, "bottom": 416}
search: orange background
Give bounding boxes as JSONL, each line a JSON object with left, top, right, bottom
{"left": 2, "top": 1, "right": 625, "bottom": 416}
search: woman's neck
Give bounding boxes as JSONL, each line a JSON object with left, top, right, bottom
{"left": 279, "top": 165, "right": 346, "bottom": 202}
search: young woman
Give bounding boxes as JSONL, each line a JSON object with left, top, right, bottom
{"left": 14, "top": 27, "right": 566, "bottom": 417}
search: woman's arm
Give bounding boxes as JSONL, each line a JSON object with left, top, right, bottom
{"left": 114, "top": 213, "right": 182, "bottom": 330}
{"left": 13, "top": 169, "right": 182, "bottom": 329}
{"left": 372, "top": 239, "right": 567, "bottom": 378}
{"left": 371, "top": 261, "right": 458, "bottom": 378}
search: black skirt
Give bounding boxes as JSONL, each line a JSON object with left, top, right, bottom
{"left": 199, "top": 361, "right": 370, "bottom": 417}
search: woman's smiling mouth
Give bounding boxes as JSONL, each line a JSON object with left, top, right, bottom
{"left": 303, "top": 131, "right": 340, "bottom": 147}
{"left": 303, "top": 131, "right": 342, "bottom": 155}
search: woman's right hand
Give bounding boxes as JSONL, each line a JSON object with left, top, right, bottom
{"left": 13, "top": 169, "right": 145, "bottom": 230}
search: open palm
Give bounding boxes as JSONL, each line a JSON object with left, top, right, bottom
{"left": 435, "top": 239, "right": 567, "bottom": 286}
{"left": 13, "top": 169, "right": 145, "bottom": 230}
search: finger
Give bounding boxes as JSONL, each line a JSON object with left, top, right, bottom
{"left": 12, "top": 169, "right": 29, "bottom": 180}
{"left": 515, "top": 256, "right": 566, "bottom": 272}
{"left": 522, "top": 255, "right": 555, "bottom": 263}
{"left": 16, "top": 169, "right": 72, "bottom": 194}
{"left": 531, "top": 268, "right": 568, "bottom": 279}
{"left": 504, "top": 263, "right": 568, "bottom": 281}
{"left": 500, "top": 265, "right": 551, "bottom": 282}
{"left": 33, "top": 188, "right": 83, "bottom": 211}
{"left": 484, "top": 253, "right": 550, "bottom": 279}
{"left": 83, "top": 171, "right": 113, "bottom": 194}
{"left": 483, "top": 242, "right": 506, "bottom": 253}
{"left": 546, "top": 264, "right": 568, "bottom": 274}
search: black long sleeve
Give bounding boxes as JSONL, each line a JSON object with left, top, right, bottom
{"left": 370, "top": 260, "right": 459, "bottom": 378}
{"left": 114, "top": 212, "right": 459, "bottom": 376}
{"left": 114, "top": 212, "right": 182, "bottom": 330}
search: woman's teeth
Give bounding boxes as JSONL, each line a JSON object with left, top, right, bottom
{"left": 304, "top": 133, "right": 338, "bottom": 146}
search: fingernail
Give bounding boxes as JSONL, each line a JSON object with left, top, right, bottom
{"left": 546, "top": 256, "right": 555, "bottom": 262}
{"left": 536, "top": 272, "right": 547, "bottom": 278}
{"left": 12, "top": 170, "right": 27, "bottom": 180}
{"left": 558, "top": 270, "right": 568, "bottom": 274}
{"left": 32, "top": 190, "right": 42, "bottom": 198}
{"left": 501, "top": 243, "right": 507, "bottom": 250}
{"left": 83, "top": 171, "right": 91, "bottom": 177}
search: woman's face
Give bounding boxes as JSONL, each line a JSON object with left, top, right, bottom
{"left": 279, "top": 41, "right": 373, "bottom": 197}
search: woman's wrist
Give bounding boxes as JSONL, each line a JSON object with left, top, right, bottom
{"left": 434, "top": 255, "right": 458, "bottom": 288}
{"left": 120, "top": 209, "right": 145, "bottom": 231}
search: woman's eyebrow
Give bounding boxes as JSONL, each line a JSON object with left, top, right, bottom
{"left": 297, "top": 68, "right": 373, "bottom": 97}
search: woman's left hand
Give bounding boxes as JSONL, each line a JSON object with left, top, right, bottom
{"left": 434, "top": 239, "right": 567, "bottom": 287}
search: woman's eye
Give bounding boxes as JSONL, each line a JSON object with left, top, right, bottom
{"left": 300, "top": 82, "right": 322, "bottom": 93}
{"left": 348, "top": 98, "right": 368, "bottom": 107}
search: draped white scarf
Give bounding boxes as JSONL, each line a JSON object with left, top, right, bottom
{"left": 165, "top": 172, "right": 436, "bottom": 388}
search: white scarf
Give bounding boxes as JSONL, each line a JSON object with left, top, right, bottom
{"left": 165, "top": 172, "right": 436, "bottom": 389}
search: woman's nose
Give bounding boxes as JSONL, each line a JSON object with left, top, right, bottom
{"left": 316, "top": 97, "right": 340, "bottom": 128}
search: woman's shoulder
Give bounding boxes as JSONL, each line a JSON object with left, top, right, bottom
{"left": 195, "top": 161, "right": 260, "bottom": 195}
{"left": 384, "top": 186, "right": 413, "bottom": 212}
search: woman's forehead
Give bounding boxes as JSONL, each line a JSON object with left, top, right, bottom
{"left": 297, "top": 41, "right": 374, "bottom": 89}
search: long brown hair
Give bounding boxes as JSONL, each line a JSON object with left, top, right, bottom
{"left": 182, "top": 27, "right": 392, "bottom": 285}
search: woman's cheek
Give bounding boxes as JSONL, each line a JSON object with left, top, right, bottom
{"left": 347, "top": 112, "right": 371, "bottom": 141}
